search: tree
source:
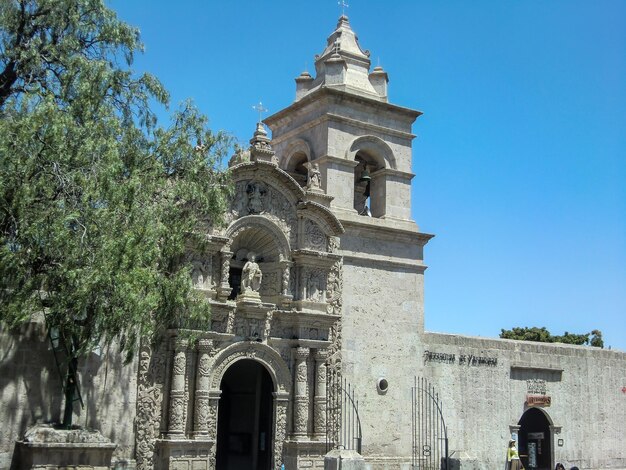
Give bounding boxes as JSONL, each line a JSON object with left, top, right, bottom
{"left": 0, "top": 0, "right": 231, "bottom": 427}
{"left": 500, "top": 326, "right": 604, "bottom": 348}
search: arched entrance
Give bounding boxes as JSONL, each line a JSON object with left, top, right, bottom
{"left": 518, "top": 408, "right": 552, "bottom": 470}
{"left": 215, "top": 359, "right": 274, "bottom": 470}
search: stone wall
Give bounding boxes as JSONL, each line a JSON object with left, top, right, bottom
{"left": 424, "top": 332, "right": 626, "bottom": 470}
{"left": 339, "top": 219, "right": 427, "bottom": 464}
{"left": 0, "top": 316, "right": 138, "bottom": 469}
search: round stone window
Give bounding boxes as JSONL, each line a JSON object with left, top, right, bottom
{"left": 377, "top": 377, "right": 389, "bottom": 394}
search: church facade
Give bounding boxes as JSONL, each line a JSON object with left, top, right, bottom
{"left": 1, "top": 14, "right": 626, "bottom": 470}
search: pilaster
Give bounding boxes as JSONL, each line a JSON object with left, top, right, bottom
{"left": 293, "top": 347, "right": 311, "bottom": 439}
{"left": 193, "top": 339, "right": 214, "bottom": 438}
{"left": 168, "top": 338, "right": 188, "bottom": 438}
{"left": 313, "top": 349, "right": 329, "bottom": 439}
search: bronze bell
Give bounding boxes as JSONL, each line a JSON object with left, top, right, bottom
{"left": 359, "top": 168, "right": 371, "bottom": 182}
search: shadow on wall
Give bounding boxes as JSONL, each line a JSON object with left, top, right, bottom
{"left": 0, "top": 319, "right": 62, "bottom": 468}
{"left": 0, "top": 317, "right": 136, "bottom": 469}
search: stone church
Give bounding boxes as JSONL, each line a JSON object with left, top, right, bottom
{"left": 1, "top": 14, "right": 625, "bottom": 470}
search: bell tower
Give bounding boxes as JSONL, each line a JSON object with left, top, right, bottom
{"left": 264, "top": 15, "right": 422, "bottom": 224}
{"left": 264, "top": 14, "right": 432, "bottom": 464}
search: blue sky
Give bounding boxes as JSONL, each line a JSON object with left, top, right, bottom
{"left": 110, "top": 1, "right": 626, "bottom": 351}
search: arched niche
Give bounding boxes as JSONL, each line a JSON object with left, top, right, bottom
{"left": 225, "top": 216, "right": 291, "bottom": 300}
{"left": 346, "top": 135, "right": 396, "bottom": 218}
{"left": 281, "top": 139, "right": 312, "bottom": 187}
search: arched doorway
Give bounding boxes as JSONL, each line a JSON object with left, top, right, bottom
{"left": 215, "top": 359, "right": 274, "bottom": 470}
{"left": 518, "top": 408, "right": 552, "bottom": 470}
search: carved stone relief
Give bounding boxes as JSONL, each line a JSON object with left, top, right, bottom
{"left": 209, "top": 342, "right": 292, "bottom": 393}
{"left": 328, "top": 236, "right": 340, "bottom": 253}
{"left": 327, "top": 258, "right": 343, "bottom": 361}
{"left": 304, "top": 219, "right": 327, "bottom": 251}
{"left": 234, "top": 316, "right": 264, "bottom": 339}
{"left": 259, "top": 271, "right": 279, "bottom": 296}
{"left": 306, "top": 269, "right": 327, "bottom": 302}
{"left": 135, "top": 342, "right": 167, "bottom": 470}
{"left": 273, "top": 395, "right": 289, "bottom": 469}
{"left": 226, "top": 180, "right": 297, "bottom": 247}
{"left": 246, "top": 182, "right": 267, "bottom": 214}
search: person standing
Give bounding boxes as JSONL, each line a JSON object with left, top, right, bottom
{"left": 507, "top": 439, "right": 523, "bottom": 470}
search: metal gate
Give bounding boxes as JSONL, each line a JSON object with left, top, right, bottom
{"left": 411, "top": 377, "right": 449, "bottom": 470}
{"left": 326, "top": 365, "right": 362, "bottom": 453}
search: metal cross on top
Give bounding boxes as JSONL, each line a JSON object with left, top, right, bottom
{"left": 338, "top": 0, "right": 349, "bottom": 16}
{"left": 252, "top": 101, "right": 268, "bottom": 123}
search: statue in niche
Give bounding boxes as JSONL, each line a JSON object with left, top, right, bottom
{"left": 241, "top": 253, "right": 263, "bottom": 293}
{"left": 306, "top": 162, "right": 322, "bottom": 190}
{"left": 307, "top": 271, "right": 324, "bottom": 302}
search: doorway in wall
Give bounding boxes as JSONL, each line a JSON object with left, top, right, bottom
{"left": 215, "top": 359, "right": 274, "bottom": 470}
{"left": 518, "top": 408, "right": 552, "bottom": 470}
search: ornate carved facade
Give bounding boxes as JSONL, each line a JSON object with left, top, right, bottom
{"left": 135, "top": 123, "right": 345, "bottom": 469}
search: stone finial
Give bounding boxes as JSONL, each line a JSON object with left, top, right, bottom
{"left": 295, "top": 70, "right": 314, "bottom": 101}
{"left": 369, "top": 65, "right": 389, "bottom": 102}
{"left": 249, "top": 122, "right": 277, "bottom": 164}
{"left": 228, "top": 144, "right": 250, "bottom": 167}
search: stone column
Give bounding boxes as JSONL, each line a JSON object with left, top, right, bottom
{"left": 193, "top": 339, "right": 214, "bottom": 438}
{"left": 273, "top": 391, "right": 290, "bottom": 469}
{"left": 293, "top": 347, "right": 310, "bottom": 438}
{"left": 313, "top": 349, "right": 329, "bottom": 439}
{"left": 168, "top": 338, "right": 188, "bottom": 437}
{"left": 217, "top": 250, "right": 233, "bottom": 299}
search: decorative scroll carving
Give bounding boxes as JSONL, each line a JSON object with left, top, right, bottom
{"left": 305, "top": 219, "right": 326, "bottom": 251}
{"left": 172, "top": 350, "right": 186, "bottom": 377}
{"left": 193, "top": 392, "right": 210, "bottom": 435}
{"left": 168, "top": 392, "right": 185, "bottom": 433}
{"left": 273, "top": 393, "right": 289, "bottom": 469}
{"left": 135, "top": 342, "right": 167, "bottom": 470}
{"left": 209, "top": 342, "right": 292, "bottom": 394}
{"left": 227, "top": 180, "right": 298, "bottom": 247}
{"left": 259, "top": 271, "right": 279, "bottom": 296}
{"left": 207, "top": 396, "right": 219, "bottom": 439}
{"left": 326, "top": 258, "right": 342, "bottom": 316}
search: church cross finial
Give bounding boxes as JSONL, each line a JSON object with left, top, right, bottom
{"left": 338, "top": 0, "right": 349, "bottom": 16}
{"left": 252, "top": 101, "right": 268, "bottom": 123}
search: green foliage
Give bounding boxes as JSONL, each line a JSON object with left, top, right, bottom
{"left": 500, "top": 326, "right": 604, "bottom": 348}
{"left": 0, "top": 0, "right": 232, "bottom": 362}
